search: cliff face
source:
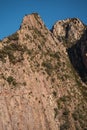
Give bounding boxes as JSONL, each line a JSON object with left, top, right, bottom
{"left": 52, "top": 18, "right": 87, "bottom": 81}
{"left": 0, "top": 13, "right": 87, "bottom": 130}
{"left": 52, "top": 18, "right": 86, "bottom": 45}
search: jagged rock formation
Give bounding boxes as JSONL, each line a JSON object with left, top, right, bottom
{"left": 52, "top": 18, "right": 87, "bottom": 83}
{"left": 0, "top": 13, "right": 87, "bottom": 130}
{"left": 52, "top": 18, "right": 86, "bottom": 45}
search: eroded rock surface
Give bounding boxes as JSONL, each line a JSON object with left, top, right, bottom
{"left": 0, "top": 13, "right": 87, "bottom": 130}
{"left": 52, "top": 18, "right": 86, "bottom": 45}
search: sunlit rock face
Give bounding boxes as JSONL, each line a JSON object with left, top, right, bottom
{"left": 0, "top": 13, "right": 87, "bottom": 130}
{"left": 52, "top": 18, "right": 85, "bottom": 44}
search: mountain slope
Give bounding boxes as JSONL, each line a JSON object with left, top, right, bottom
{"left": 0, "top": 13, "right": 87, "bottom": 130}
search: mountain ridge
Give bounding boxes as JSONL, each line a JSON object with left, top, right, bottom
{"left": 0, "top": 13, "right": 87, "bottom": 130}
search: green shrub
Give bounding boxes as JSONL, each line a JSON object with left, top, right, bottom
{"left": 42, "top": 61, "right": 53, "bottom": 75}
{"left": 0, "top": 43, "right": 27, "bottom": 63}
{"left": 54, "top": 108, "right": 58, "bottom": 118}
{"left": 50, "top": 52, "right": 60, "bottom": 59}
{"left": 72, "top": 113, "right": 78, "bottom": 121}
{"left": 63, "top": 109, "right": 69, "bottom": 116}
{"left": 8, "top": 32, "right": 19, "bottom": 41}
{"left": 42, "top": 62, "right": 53, "bottom": 69}
{"left": 60, "top": 122, "right": 70, "bottom": 130}
{"left": 7, "top": 76, "right": 17, "bottom": 86}
{"left": 25, "top": 34, "right": 30, "bottom": 39}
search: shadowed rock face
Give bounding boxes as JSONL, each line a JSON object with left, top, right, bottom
{"left": 0, "top": 13, "right": 87, "bottom": 130}
{"left": 67, "top": 29, "right": 87, "bottom": 83}
{"left": 52, "top": 18, "right": 87, "bottom": 82}
{"left": 80, "top": 29, "right": 87, "bottom": 69}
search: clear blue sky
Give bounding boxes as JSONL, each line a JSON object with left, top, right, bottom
{"left": 0, "top": 0, "right": 87, "bottom": 39}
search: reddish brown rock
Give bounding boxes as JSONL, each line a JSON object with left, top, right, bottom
{"left": 0, "top": 13, "right": 87, "bottom": 130}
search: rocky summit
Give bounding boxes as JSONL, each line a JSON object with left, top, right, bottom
{"left": 0, "top": 13, "right": 87, "bottom": 130}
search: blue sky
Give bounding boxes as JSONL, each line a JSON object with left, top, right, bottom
{"left": 0, "top": 0, "right": 87, "bottom": 39}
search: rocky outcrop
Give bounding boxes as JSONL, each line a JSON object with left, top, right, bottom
{"left": 52, "top": 18, "right": 86, "bottom": 47}
{"left": 52, "top": 17, "right": 87, "bottom": 82}
{"left": 0, "top": 13, "right": 87, "bottom": 130}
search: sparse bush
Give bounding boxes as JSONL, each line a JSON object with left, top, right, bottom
{"left": 51, "top": 78, "right": 55, "bottom": 83}
{"left": 60, "top": 122, "right": 70, "bottom": 130}
{"left": 50, "top": 52, "right": 60, "bottom": 59}
{"left": 8, "top": 32, "right": 19, "bottom": 41}
{"left": 42, "top": 62, "right": 53, "bottom": 69}
{"left": 54, "top": 108, "right": 58, "bottom": 118}
{"left": 7, "top": 76, "right": 17, "bottom": 86}
{"left": 53, "top": 91, "right": 57, "bottom": 97}
{"left": 63, "top": 108, "right": 70, "bottom": 116}
{"left": 38, "top": 45, "right": 41, "bottom": 50}
{"left": 27, "top": 49, "right": 32, "bottom": 55}
{"left": 23, "top": 82, "right": 26, "bottom": 86}
{"left": 72, "top": 112, "right": 78, "bottom": 121}
{"left": 0, "top": 43, "right": 28, "bottom": 63}
{"left": 42, "top": 61, "right": 53, "bottom": 75}
{"left": 25, "top": 34, "right": 30, "bottom": 39}
{"left": 59, "top": 95, "right": 70, "bottom": 102}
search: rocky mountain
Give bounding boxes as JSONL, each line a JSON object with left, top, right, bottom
{"left": 0, "top": 13, "right": 87, "bottom": 130}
